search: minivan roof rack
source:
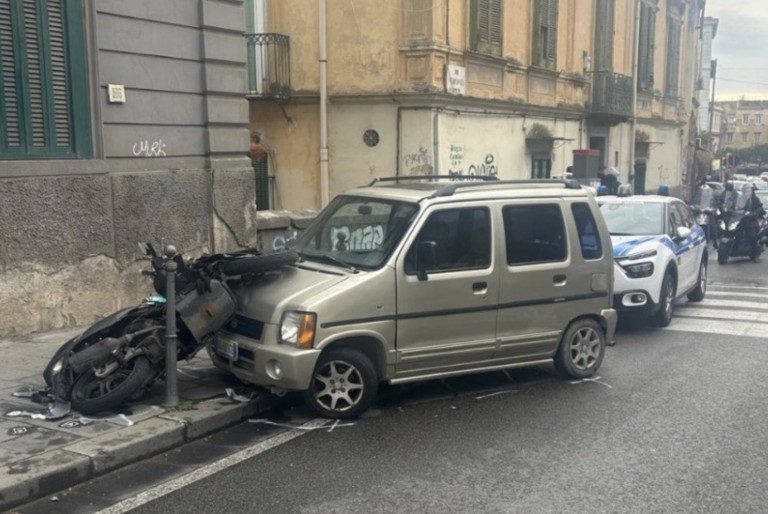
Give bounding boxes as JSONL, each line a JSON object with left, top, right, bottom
{"left": 364, "top": 175, "right": 499, "bottom": 187}
{"left": 427, "top": 179, "right": 582, "bottom": 199}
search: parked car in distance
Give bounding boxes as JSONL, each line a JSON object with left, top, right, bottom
{"left": 209, "top": 177, "right": 618, "bottom": 418}
{"left": 598, "top": 195, "right": 708, "bottom": 326}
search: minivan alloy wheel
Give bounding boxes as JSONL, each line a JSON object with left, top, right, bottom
{"left": 312, "top": 360, "right": 365, "bottom": 412}
{"left": 569, "top": 327, "right": 601, "bottom": 371}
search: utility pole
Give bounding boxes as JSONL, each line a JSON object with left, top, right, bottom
{"left": 318, "top": 0, "right": 329, "bottom": 207}
{"left": 708, "top": 58, "right": 718, "bottom": 152}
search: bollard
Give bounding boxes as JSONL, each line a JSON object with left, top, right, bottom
{"left": 163, "top": 246, "right": 179, "bottom": 408}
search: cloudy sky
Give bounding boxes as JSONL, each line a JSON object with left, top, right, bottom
{"left": 708, "top": 0, "right": 768, "bottom": 100}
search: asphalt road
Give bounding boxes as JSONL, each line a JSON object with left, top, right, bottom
{"left": 17, "top": 252, "right": 768, "bottom": 513}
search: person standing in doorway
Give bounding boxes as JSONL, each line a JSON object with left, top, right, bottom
{"left": 248, "top": 131, "right": 271, "bottom": 210}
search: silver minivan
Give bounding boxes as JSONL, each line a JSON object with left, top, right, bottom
{"left": 210, "top": 178, "right": 617, "bottom": 418}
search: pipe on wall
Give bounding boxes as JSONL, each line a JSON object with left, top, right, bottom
{"left": 629, "top": 0, "right": 641, "bottom": 186}
{"left": 319, "top": 0, "right": 329, "bottom": 206}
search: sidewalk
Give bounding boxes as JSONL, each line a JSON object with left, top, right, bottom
{"left": 0, "top": 328, "right": 287, "bottom": 511}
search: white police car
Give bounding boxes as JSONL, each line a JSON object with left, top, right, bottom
{"left": 598, "top": 195, "right": 708, "bottom": 326}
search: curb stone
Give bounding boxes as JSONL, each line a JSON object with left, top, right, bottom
{"left": 0, "top": 392, "right": 287, "bottom": 511}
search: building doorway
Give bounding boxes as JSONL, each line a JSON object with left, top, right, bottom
{"left": 634, "top": 160, "right": 647, "bottom": 195}
{"left": 589, "top": 136, "right": 607, "bottom": 169}
{"left": 532, "top": 154, "right": 552, "bottom": 179}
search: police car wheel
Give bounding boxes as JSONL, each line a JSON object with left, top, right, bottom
{"left": 651, "top": 271, "right": 676, "bottom": 327}
{"left": 687, "top": 259, "right": 707, "bottom": 303}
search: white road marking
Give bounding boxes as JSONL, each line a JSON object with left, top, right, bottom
{"left": 693, "top": 298, "right": 768, "bottom": 311}
{"left": 708, "top": 284, "right": 768, "bottom": 292}
{"left": 667, "top": 317, "right": 768, "bottom": 339}
{"left": 95, "top": 418, "right": 328, "bottom": 514}
{"left": 676, "top": 307, "right": 768, "bottom": 323}
{"left": 705, "top": 291, "right": 768, "bottom": 300}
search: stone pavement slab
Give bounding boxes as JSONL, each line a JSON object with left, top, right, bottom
{"left": 0, "top": 327, "right": 289, "bottom": 511}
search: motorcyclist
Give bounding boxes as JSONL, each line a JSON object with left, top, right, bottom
{"left": 693, "top": 179, "right": 718, "bottom": 247}
{"left": 743, "top": 184, "right": 765, "bottom": 256}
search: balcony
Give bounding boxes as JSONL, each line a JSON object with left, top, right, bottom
{"left": 590, "top": 70, "right": 633, "bottom": 125}
{"left": 246, "top": 33, "right": 291, "bottom": 99}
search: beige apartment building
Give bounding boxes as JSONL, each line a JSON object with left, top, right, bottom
{"left": 718, "top": 100, "right": 768, "bottom": 150}
{"left": 247, "top": 0, "right": 705, "bottom": 209}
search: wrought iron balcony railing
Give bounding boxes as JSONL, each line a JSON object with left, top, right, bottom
{"left": 246, "top": 33, "right": 291, "bottom": 99}
{"left": 590, "top": 70, "right": 633, "bottom": 122}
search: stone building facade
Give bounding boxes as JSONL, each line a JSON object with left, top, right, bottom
{"left": 0, "top": 0, "right": 254, "bottom": 335}
{"left": 718, "top": 100, "right": 768, "bottom": 150}
{"left": 248, "top": 0, "right": 705, "bottom": 210}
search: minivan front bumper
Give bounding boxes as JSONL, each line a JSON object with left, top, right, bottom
{"left": 209, "top": 330, "right": 320, "bottom": 391}
{"left": 601, "top": 308, "right": 618, "bottom": 346}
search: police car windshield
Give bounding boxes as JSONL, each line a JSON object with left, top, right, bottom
{"left": 600, "top": 202, "right": 665, "bottom": 236}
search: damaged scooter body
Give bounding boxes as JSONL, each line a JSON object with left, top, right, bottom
{"left": 44, "top": 243, "right": 296, "bottom": 415}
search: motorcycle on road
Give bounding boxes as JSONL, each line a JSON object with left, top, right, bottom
{"left": 717, "top": 208, "right": 768, "bottom": 264}
{"left": 690, "top": 186, "right": 719, "bottom": 247}
{"left": 44, "top": 243, "right": 296, "bottom": 414}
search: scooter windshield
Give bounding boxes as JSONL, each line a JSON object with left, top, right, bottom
{"left": 692, "top": 188, "right": 715, "bottom": 208}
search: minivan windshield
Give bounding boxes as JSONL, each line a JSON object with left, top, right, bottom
{"left": 293, "top": 195, "right": 419, "bottom": 270}
{"left": 599, "top": 201, "right": 665, "bottom": 236}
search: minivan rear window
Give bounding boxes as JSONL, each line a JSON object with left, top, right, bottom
{"left": 503, "top": 205, "right": 567, "bottom": 265}
{"left": 571, "top": 203, "right": 603, "bottom": 260}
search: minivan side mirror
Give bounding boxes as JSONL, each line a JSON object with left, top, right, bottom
{"left": 416, "top": 240, "right": 436, "bottom": 281}
{"left": 675, "top": 226, "right": 692, "bottom": 242}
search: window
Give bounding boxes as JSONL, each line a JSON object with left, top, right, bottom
{"left": 742, "top": 132, "right": 749, "bottom": 143}
{"left": 593, "top": 0, "right": 615, "bottom": 71}
{"left": 726, "top": 132, "right": 734, "bottom": 144}
{"left": 532, "top": 154, "right": 552, "bottom": 179}
{"left": 756, "top": 133, "right": 762, "bottom": 144}
{"left": 404, "top": 207, "right": 491, "bottom": 275}
{"left": 664, "top": 17, "right": 682, "bottom": 97}
{"left": 532, "top": 0, "right": 558, "bottom": 70}
{"left": 571, "top": 203, "right": 603, "bottom": 260}
{"left": 756, "top": 114, "right": 764, "bottom": 125}
{"left": 667, "top": 204, "right": 684, "bottom": 238}
{"left": 503, "top": 204, "right": 567, "bottom": 265}
{"left": 470, "top": 0, "right": 502, "bottom": 56}
{"left": 674, "top": 203, "right": 693, "bottom": 228}
{"left": 743, "top": 114, "right": 751, "bottom": 125}
{"left": 297, "top": 196, "right": 418, "bottom": 271}
{"left": 637, "top": 2, "right": 656, "bottom": 92}
{"left": 0, "top": 0, "right": 91, "bottom": 159}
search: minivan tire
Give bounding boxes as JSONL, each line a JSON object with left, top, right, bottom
{"left": 651, "top": 270, "right": 676, "bottom": 327}
{"left": 554, "top": 319, "right": 606, "bottom": 380}
{"left": 303, "top": 348, "right": 378, "bottom": 419}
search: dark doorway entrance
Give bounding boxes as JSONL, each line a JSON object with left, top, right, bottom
{"left": 634, "top": 160, "right": 647, "bottom": 195}
{"left": 589, "top": 137, "right": 607, "bottom": 169}
{"left": 532, "top": 154, "right": 552, "bottom": 179}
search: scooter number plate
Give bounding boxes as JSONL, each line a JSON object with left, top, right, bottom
{"left": 217, "top": 337, "right": 239, "bottom": 361}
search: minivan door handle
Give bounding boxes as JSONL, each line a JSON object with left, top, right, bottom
{"left": 553, "top": 274, "right": 567, "bottom": 286}
{"left": 472, "top": 281, "right": 488, "bottom": 294}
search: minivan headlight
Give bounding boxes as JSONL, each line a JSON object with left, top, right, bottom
{"left": 621, "top": 261, "right": 654, "bottom": 278}
{"left": 279, "top": 311, "right": 316, "bottom": 348}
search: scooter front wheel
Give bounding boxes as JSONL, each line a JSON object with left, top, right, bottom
{"left": 70, "top": 357, "right": 154, "bottom": 414}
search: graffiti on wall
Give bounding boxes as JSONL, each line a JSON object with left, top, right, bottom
{"left": 132, "top": 139, "right": 167, "bottom": 157}
{"left": 447, "top": 148, "right": 499, "bottom": 179}
{"left": 330, "top": 224, "right": 384, "bottom": 251}
{"left": 404, "top": 146, "right": 433, "bottom": 175}
{"left": 271, "top": 232, "right": 298, "bottom": 252}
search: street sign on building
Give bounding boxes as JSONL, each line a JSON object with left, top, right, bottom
{"left": 445, "top": 65, "right": 466, "bottom": 95}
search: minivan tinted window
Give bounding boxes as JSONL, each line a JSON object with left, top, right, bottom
{"left": 405, "top": 207, "right": 491, "bottom": 274}
{"left": 503, "top": 204, "right": 567, "bottom": 265}
{"left": 571, "top": 203, "right": 603, "bottom": 260}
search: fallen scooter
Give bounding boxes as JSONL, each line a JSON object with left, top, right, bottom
{"left": 43, "top": 243, "right": 297, "bottom": 414}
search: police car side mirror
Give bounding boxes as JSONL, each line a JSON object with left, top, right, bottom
{"left": 675, "top": 226, "right": 692, "bottom": 242}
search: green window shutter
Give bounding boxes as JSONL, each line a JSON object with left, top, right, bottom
{"left": 646, "top": 6, "right": 655, "bottom": 89}
{"left": 0, "top": 0, "right": 23, "bottom": 150}
{"left": 665, "top": 18, "right": 680, "bottom": 96}
{"left": 0, "top": 0, "right": 90, "bottom": 159}
{"left": 545, "top": 0, "right": 557, "bottom": 69}
{"left": 470, "top": 0, "right": 501, "bottom": 56}
{"left": 594, "top": 0, "right": 614, "bottom": 71}
{"left": 637, "top": 4, "right": 655, "bottom": 92}
{"left": 532, "top": 0, "right": 543, "bottom": 66}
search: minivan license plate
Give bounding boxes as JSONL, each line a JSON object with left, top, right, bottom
{"left": 217, "top": 337, "right": 238, "bottom": 360}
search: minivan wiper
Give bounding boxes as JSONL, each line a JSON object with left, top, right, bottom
{"left": 298, "top": 252, "right": 358, "bottom": 273}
